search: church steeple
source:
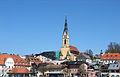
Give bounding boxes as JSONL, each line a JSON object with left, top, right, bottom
{"left": 62, "top": 17, "right": 69, "bottom": 48}
{"left": 60, "top": 18, "right": 77, "bottom": 61}
{"left": 64, "top": 17, "right": 68, "bottom": 31}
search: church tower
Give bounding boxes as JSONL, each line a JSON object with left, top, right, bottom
{"left": 60, "top": 18, "right": 79, "bottom": 61}
{"left": 60, "top": 18, "right": 70, "bottom": 60}
{"left": 62, "top": 18, "right": 69, "bottom": 48}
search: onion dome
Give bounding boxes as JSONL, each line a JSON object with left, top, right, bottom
{"left": 69, "top": 46, "right": 80, "bottom": 55}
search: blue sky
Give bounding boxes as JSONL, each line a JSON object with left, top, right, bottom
{"left": 0, "top": 0, "right": 120, "bottom": 55}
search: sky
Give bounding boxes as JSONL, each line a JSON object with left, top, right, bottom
{"left": 0, "top": 0, "right": 120, "bottom": 55}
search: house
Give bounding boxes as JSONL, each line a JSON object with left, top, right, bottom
{"left": 31, "top": 61, "right": 54, "bottom": 76}
{"left": 62, "top": 61, "right": 97, "bottom": 77}
{"left": 62, "top": 61, "right": 88, "bottom": 77}
{"left": 46, "top": 71, "right": 66, "bottom": 77}
{"left": 100, "top": 63, "right": 120, "bottom": 77}
{"left": 45, "top": 64, "right": 67, "bottom": 77}
{"left": 108, "top": 63, "right": 120, "bottom": 77}
{"left": 93, "top": 55, "right": 102, "bottom": 64}
{"left": 76, "top": 53, "right": 92, "bottom": 64}
{"left": 50, "top": 60, "right": 67, "bottom": 65}
{"left": 7, "top": 67, "right": 32, "bottom": 77}
{"left": 25, "top": 55, "right": 41, "bottom": 65}
{"left": 36, "top": 55, "right": 52, "bottom": 62}
{"left": 101, "top": 53, "right": 120, "bottom": 64}
{"left": 0, "top": 53, "right": 32, "bottom": 77}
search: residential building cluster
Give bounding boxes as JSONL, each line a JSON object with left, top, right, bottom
{"left": 0, "top": 19, "right": 119, "bottom": 77}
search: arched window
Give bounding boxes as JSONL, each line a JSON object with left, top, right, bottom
{"left": 116, "top": 75, "right": 119, "bottom": 77}
{"left": 64, "top": 39, "right": 66, "bottom": 44}
{"left": 111, "top": 75, "right": 115, "bottom": 77}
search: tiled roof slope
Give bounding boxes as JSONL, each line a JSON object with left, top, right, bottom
{"left": 77, "top": 53, "right": 91, "bottom": 59}
{"left": 25, "top": 55, "right": 40, "bottom": 63}
{"left": 69, "top": 46, "right": 80, "bottom": 55}
{"left": 101, "top": 53, "right": 120, "bottom": 60}
{"left": 0, "top": 54, "right": 30, "bottom": 66}
{"left": 69, "top": 46, "right": 79, "bottom": 52}
{"left": 7, "top": 67, "right": 31, "bottom": 74}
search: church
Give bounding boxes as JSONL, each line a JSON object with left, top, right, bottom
{"left": 60, "top": 18, "right": 80, "bottom": 61}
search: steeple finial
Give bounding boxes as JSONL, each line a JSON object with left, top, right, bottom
{"left": 64, "top": 16, "right": 68, "bottom": 30}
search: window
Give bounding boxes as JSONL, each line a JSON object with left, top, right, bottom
{"left": 113, "top": 65, "right": 115, "bottom": 67}
{"left": 111, "top": 75, "right": 115, "bottom": 77}
{"left": 117, "top": 65, "right": 119, "bottom": 67}
{"left": 64, "top": 39, "right": 66, "bottom": 44}
{"left": 111, "top": 70, "right": 115, "bottom": 72}
{"left": 116, "top": 70, "right": 119, "bottom": 73}
{"left": 116, "top": 75, "right": 119, "bottom": 77}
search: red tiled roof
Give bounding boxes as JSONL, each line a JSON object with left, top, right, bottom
{"left": 34, "top": 62, "right": 43, "bottom": 66}
{"left": 69, "top": 46, "right": 79, "bottom": 52}
{"left": 69, "top": 46, "right": 80, "bottom": 56}
{"left": 0, "top": 54, "right": 30, "bottom": 66}
{"left": 26, "top": 56, "right": 40, "bottom": 62}
{"left": 7, "top": 67, "right": 31, "bottom": 74}
{"left": 45, "top": 62, "right": 53, "bottom": 64}
{"left": 101, "top": 53, "right": 120, "bottom": 60}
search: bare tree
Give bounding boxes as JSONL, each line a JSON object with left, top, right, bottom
{"left": 85, "top": 49, "right": 94, "bottom": 60}
{"left": 85, "top": 49, "right": 93, "bottom": 55}
{"left": 106, "top": 42, "right": 120, "bottom": 53}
